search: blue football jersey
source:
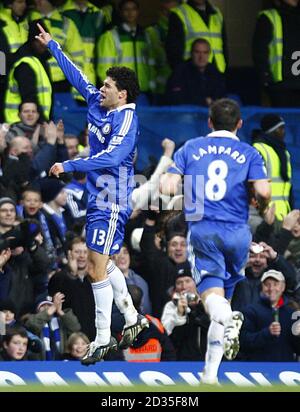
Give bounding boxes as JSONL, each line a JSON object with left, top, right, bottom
{"left": 48, "top": 40, "right": 138, "bottom": 214}
{"left": 168, "top": 131, "right": 267, "bottom": 224}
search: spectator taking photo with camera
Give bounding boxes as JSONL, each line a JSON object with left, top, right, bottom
{"left": 0, "top": 197, "right": 50, "bottom": 317}
{"left": 161, "top": 265, "right": 210, "bottom": 361}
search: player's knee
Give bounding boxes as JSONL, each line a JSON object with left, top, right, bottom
{"left": 89, "top": 270, "right": 107, "bottom": 282}
{"left": 87, "top": 259, "right": 107, "bottom": 281}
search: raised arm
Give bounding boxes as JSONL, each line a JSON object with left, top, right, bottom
{"left": 160, "top": 172, "right": 182, "bottom": 196}
{"left": 35, "top": 23, "right": 96, "bottom": 100}
{"left": 253, "top": 179, "right": 271, "bottom": 215}
{"left": 61, "top": 137, "right": 134, "bottom": 172}
{"left": 160, "top": 143, "right": 185, "bottom": 196}
{"left": 50, "top": 110, "right": 137, "bottom": 176}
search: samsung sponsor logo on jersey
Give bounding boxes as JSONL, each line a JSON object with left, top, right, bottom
{"left": 0, "top": 362, "right": 299, "bottom": 387}
{"left": 88, "top": 122, "right": 105, "bottom": 143}
{"left": 193, "top": 145, "right": 246, "bottom": 164}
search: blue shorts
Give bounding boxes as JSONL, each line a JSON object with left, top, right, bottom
{"left": 86, "top": 195, "right": 130, "bottom": 256}
{"left": 187, "top": 220, "right": 251, "bottom": 299}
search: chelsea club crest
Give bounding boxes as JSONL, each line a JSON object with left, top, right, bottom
{"left": 102, "top": 123, "right": 111, "bottom": 135}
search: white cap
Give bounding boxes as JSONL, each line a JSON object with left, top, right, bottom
{"left": 261, "top": 269, "right": 285, "bottom": 283}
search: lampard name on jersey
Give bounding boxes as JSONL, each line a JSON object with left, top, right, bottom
{"left": 193, "top": 145, "right": 246, "bottom": 164}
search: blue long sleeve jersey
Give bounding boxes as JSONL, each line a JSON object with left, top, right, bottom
{"left": 48, "top": 40, "right": 138, "bottom": 210}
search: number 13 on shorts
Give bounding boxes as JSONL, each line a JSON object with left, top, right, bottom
{"left": 91, "top": 229, "right": 106, "bottom": 246}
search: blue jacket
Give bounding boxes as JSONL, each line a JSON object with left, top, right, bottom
{"left": 240, "top": 295, "right": 300, "bottom": 361}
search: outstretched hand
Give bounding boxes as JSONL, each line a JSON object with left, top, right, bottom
{"left": 49, "top": 162, "right": 64, "bottom": 177}
{"left": 35, "top": 23, "right": 52, "bottom": 46}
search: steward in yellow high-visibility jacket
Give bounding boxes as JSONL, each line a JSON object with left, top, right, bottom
{"left": 30, "top": 8, "right": 84, "bottom": 92}
{"left": 166, "top": 0, "right": 227, "bottom": 72}
{"left": 256, "top": 9, "right": 283, "bottom": 84}
{"left": 4, "top": 22, "right": 52, "bottom": 123}
{"left": 0, "top": 5, "right": 28, "bottom": 54}
{"left": 5, "top": 55, "right": 52, "bottom": 124}
{"left": 144, "top": 0, "right": 178, "bottom": 98}
{"left": 60, "top": 0, "right": 108, "bottom": 101}
{"left": 253, "top": 114, "right": 292, "bottom": 220}
{"left": 253, "top": 3, "right": 300, "bottom": 107}
{"left": 0, "top": 2, "right": 29, "bottom": 121}
{"left": 145, "top": 24, "right": 171, "bottom": 97}
{"left": 97, "top": 0, "right": 156, "bottom": 95}
{"left": 97, "top": 25, "right": 155, "bottom": 94}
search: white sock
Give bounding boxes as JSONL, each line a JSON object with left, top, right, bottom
{"left": 107, "top": 260, "right": 138, "bottom": 326}
{"left": 92, "top": 278, "right": 113, "bottom": 346}
{"left": 203, "top": 320, "right": 224, "bottom": 379}
{"left": 205, "top": 293, "right": 232, "bottom": 325}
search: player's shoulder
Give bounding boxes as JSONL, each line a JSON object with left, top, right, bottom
{"left": 181, "top": 136, "right": 206, "bottom": 151}
{"left": 110, "top": 103, "right": 136, "bottom": 119}
{"left": 231, "top": 140, "right": 264, "bottom": 163}
{"left": 111, "top": 104, "right": 138, "bottom": 130}
{"left": 115, "top": 103, "right": 136, "bottom": 114}
{"left": 238, "top": 140, "right": 263, "bottom": 156}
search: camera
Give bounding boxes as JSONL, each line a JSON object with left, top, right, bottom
{"left": 184, "top": 292, "right": 197, "bottom": 303}
{"left": 250, "top": 243, "right": 264, "bottom": 254}
{"left": 173, "top": 292, "right": 198, "bottom": 306}
{"left": 0, "top": 219, "right": 41, "bottom": 252}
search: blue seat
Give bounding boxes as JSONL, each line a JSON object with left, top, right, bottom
{"left": 293, "top": 125, "right": 300, "bottom": 145}
{"left": 290, "top": 159, "right": 300, "bottom": 211}
{"left": 137, "top": 93, "right": 150, "bottom": 106}
{"left": 284, "top": 127, "right": 294, "bottom": 145}
{"left": 226, "top": 93, "right": 243, "bottom": 106}
{"left": 287, "top": 145, "right": 300, "bottom": 167}
{"left": 54, "top": 92, "right": 77, "bottom": 111}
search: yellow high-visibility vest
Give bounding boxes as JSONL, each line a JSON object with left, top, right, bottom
{"left": 5, "top": 56, "right": 52, "bottom": 124}
{"left": 145, "top": 25, "right": 171, "bottom": 94}
{"left": 0, "top": 8, "right": 28, "bottom": 53}
{"left": 259, "top": 9, "right": 283, "bottom": 82}
{"left": 30, "top": 10, "right": 84, "bottom": 83}
{"left": 60, "top": 0, "right": 106, "bottom": 100}
{"left": 253, "top": 142, "right": 291, "bottom": 220}
{"left": 171, "top": 3, "right": 226, "bottom": 73}
{"left": 97, "top": 27, "right": 155, "bottom": 92}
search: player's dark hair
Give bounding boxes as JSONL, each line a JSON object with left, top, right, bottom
{"left": 209, "top": 98, "right": 241, "bottom": 132}
{"left": 106, "top": 66, "right": 140, "bottom": 104}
